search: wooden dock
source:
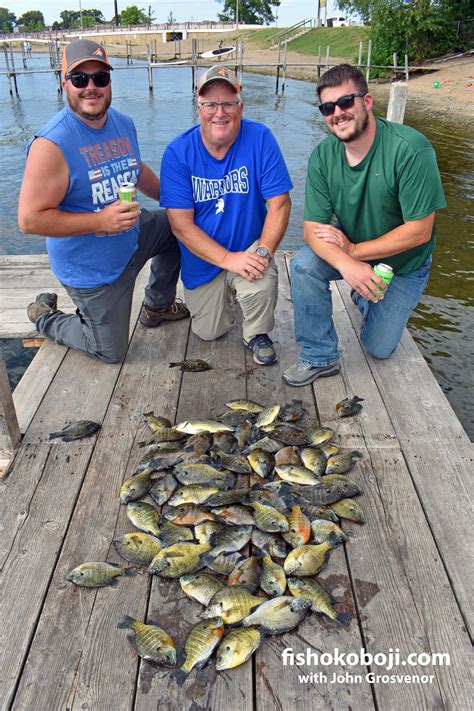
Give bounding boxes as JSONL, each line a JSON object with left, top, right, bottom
{"left": 0, "top": 252, "right": 472, "bottom": 711}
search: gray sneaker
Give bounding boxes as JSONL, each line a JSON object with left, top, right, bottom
{"left": 282, "top": 360, "right": 340, "bottom": 387}
{"left": 27, "top": 292, "right": 58, "bottom": 324}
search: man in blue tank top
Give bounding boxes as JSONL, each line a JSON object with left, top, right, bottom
{"left": 160, "top": 66, "right": 293, "bottom": 366}
{"left": 18, "top": 39, "right": 189, "bottom": 364}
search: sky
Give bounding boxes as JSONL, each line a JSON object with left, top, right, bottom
{"left": 9, "top": 0, "right": 342, "bottom": 28}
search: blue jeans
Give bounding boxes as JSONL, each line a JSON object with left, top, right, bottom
{"left": 290, "top": 245, "right": 431, "bottom": 365}
{"left": 37, "top": 209, "right": 181, "bottom": 363}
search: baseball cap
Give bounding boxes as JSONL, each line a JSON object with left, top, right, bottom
{"left": 62, "top": 39, "right": 113, "bottom": 76}
{"left": 197, "top": 66, "right": 241, "bottom": 95}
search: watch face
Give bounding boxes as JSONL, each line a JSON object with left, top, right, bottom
{"left": 257, "top": 247, "right": 271, "bottom": 260}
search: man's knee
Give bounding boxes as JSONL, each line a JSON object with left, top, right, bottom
{"left": 361, "top": 334, "right": 398, "bottom": 360}
{"left": 191, "top": 319, "right": 230, "bottom": 342}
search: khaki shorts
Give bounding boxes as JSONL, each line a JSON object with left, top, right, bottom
{"left": 184, "top": 241, "right": 278, "bottom": 342}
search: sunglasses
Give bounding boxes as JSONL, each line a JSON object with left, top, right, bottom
{"left": 318, "top": 92, "right": 366, "bottom": 117}
{"left": 66, "top": 71, "right": 111, "bottom": 89}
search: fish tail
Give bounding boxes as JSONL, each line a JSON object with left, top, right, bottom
{"left": 170, "top": 668, "right": 189, "bottom": 686}
{"left": 169, "top": 362, "right": 179, "bottom": 368}
{"left": 117, "top": 615, "right": 134, "bottom": 629}
{"left": 200, "top": 552, "right": 214, "bottom": 567}
{"left": 48, "top": 432, "right": 61, "bottom": 440}
{"left": 123, "top": 567, "right": 137, "bottom": 577}
{"left": 336, "top": 611, "right": 352, "bottom": 625}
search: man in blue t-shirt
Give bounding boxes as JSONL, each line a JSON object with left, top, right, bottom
{"left": 160, "top": 66, "right": 293, "bottom": 365}
{"left": 18, "top": 39, "right": 189, "bottom": 364}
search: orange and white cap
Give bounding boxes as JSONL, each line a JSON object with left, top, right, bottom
{"left": 197, "top": 66, "right": 241, "bottom": 95}
{"left": 62, "top": 39, "right": 113, "bottom": 77}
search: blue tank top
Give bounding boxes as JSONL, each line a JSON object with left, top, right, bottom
{"left": 32, "top": 106, "right": 142, "bottom": 288}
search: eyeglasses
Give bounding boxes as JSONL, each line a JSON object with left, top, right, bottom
{"left": 318, "top": 92, "right": 366, "bottom": 117}
{"left": 198, "top": 100, "right": 241, "bottom": 115}
{"left": 66, "top": 71, "right": 111, "bottom": 89}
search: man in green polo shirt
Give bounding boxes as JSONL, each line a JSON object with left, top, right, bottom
{"left": 283, "top": 64, "right": 446, "bottom": 387}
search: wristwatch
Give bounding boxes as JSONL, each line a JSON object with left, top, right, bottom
{"left": 256, "top": 246, "right": 273, "bottom": 262}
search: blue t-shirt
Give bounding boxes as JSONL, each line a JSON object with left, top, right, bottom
{"left": 160, "top": 118, "right": 293, "bottom": 289}
{"left": 32, "top": 106, "right": 142, "bottom": 288}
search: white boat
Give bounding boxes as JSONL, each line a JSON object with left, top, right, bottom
{"left": 201, "top": 46, "right": 236, "bottom": 59}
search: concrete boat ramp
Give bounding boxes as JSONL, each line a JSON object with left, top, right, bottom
{"left": 0, "top": 252, "right": 472, "bottom": 710}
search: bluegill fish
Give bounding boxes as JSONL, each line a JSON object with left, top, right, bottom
{"left": 260, "top": 553, "right": 286, "bottom": 598}
{"left": 280, "top": 399, "right": 306, "bottom": 422}
{"left": 180, "top": 571, "right": 226, "bottom": 606}
{"left": 247, "top": 449, "right": 275, "bottom": 478}
{"left": 300, "top": 447, "right": 326, "bottom": 476}
{"left": 287, "top": 578, "right": 351, "bottom": 624}
{"left": 176, "top": 420, "right": 233, "bottom": 434}
{"left": 203, "top": 585, "right": 264, "bottom": 625}
{"left": 275, "top": 445, "right": 302, "bottom": 467}
{"left": 113, "top": 532, "right": 162, "bottom": 565}
{"left": 148, "top": 473, "right": 178, "bottom": 505}
{"left": 211, "top": 504, "right": 255, "bottom": 527}
{"left": 118, "top": 615, "right": 176, "bottom": 665}
{"left": 184, "top": 431, "right": 213, "bottom": 455}
{"left": 173, "top": 462, "right": 235, "bottom": 489}
{"left": 330, "top": 498, "right": 366, "bottom": 523}
{"left": 251, "top": 529, "right": 288, "bottom": 560}
{"left": 208, "top": 551, "right": 245, "bottom": 576}
{"left": 270, "top": 425, "right": 307, "bottom": 446}
{"left": 211, "top": 431, "right": 237, "bottom": 453}
{"left": 149, "top": 542, "right": 210, "bottom": 578}
{"left": 311, "top": 519, "right": 348, "bottom": 546}
{"left": 248, "top": 501, "right": 289, "bottom": 534}
{"left": 304, "top": 426, "right": 334, "bottom": 446}
{"left": 143, "top": 412, "right": 172, "bottom": 431}
{"left": 119, "top": 468, "right": 154, "bottom": 504}
{"left": 204, "top": 487, "right": 252, "bottom": 507}
{"left": 255, "top": 405, "right": 281, "bottom": 428}
{"left": 244, "top": 436, "right": 284, "bottom": 454}
{"left": 127, "top": 501, "right": 161, "bottom": 536}
{"left": 242, "top": 596, "right": 311, "bottom": 634}
{"left": 284, "top": 542, "right": 334, "bottom": 576}
{"left": 194, "top": 520, "right": 222, "bottom": 545}
{"left": 157, "top": 522, "right": 194, "bottom": 547}
{"left": 217, "top": 410, "right": 255, "bottom": 427}
{"left": 164, "top": 504, "right": 216, "bottom": 526}
{"left": 138, "top": 427, "right": 186, "bottom": 448}
{"left": 211, "top": 450, "right": 252, "bottom": 474}
{"left": 275, "top": 464, "right": 322, "bottom": 486}
{"left": 66, "top": 562, "right": 135, "bottom": 588}
{"left": 227, "top": 555, "right": 262, "bottom": 592}
{"left": 226, "top": 399, "right": 265, "bottom": 413}
{"left": 282, "top": 505, "right": 311, "bottom": 548}
{"left": 325, "top": 451, "right": 362, "bottom": 475}
{"left": 170, "top": 618, "right": 224, "bottom": 686}
{"left": 336, "top": 395, "right": 364, "bottom": 418}
{"left": 169, "top": 359, "right": 212, "bottom": 372}
{"left": 216, "top": 627, "right": 263, "bottom": 671}
{"left": 200, "top": 525, "right": 253, "bottom": 566}
{"left": 168, "top": 485, "right": 220, "bottom": 506}
{"left": 48, "top": 420, "right": 100, "bottom": 442}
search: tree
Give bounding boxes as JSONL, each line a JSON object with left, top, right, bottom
{"left": 0, "top": 6, "right": 16, "bottom": 33}
{"left": 217, "top": 0, "right": 276, "bottom": 25}
{"left": 120, "top": 5, "right": 149, "bottom": 24}
{"left": 336, "top": 0, "right": 472, "bottom": 67}
{"left": 167, "top": 10, "right": 176, "bottom": 24}
{"left": 17, "top": 10, "right": 45, "bottom": 31}
{"left": 59, "top": 10, "right": 80, "bottom": 29}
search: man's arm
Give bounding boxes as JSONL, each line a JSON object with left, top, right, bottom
{"left": 167, "top": 208, "right": 269, "bottom": 282}
{"left": 18, "top": 138, "right": 140, "bottom": 237}
{"left": 258, "top": 192, "right": 292, "bottom": 258}
{"left": 137, "top": 161, "right": 160, "bottom": 201}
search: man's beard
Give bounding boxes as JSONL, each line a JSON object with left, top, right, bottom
{"left": 66, "top": 91, "right": 111, "bottom": 123}
{"left": 332, "top": 108, "right": 370, "bottom": 143}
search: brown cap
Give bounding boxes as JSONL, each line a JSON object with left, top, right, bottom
{"left": 197, "top": 66, "right": 241, "bottom": 95}
{"left": 62, "top": 39, "right": 113, "bottom": 76}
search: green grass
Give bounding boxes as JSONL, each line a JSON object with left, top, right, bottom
{"left": 288, "top": 27, "right": 369, "bottom": 58}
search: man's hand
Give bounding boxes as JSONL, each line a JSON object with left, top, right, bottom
{"left": 95, "top": 200, "right": 141, "bottom": 235}
{"left": 221, "top": 250, "right": 269, "bottom": 282}
{"left": 339, "top": 260, "right": 386, "bottom": 303}
{"left": 313, "top": 223, "right": 355, "bottom": 256}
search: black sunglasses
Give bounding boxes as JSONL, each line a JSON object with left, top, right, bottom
{"left": 66, "top": 71, "right": 111, "bottom": 89}
{"left": 318, "top": 92, "right": 366, "bottom": 117}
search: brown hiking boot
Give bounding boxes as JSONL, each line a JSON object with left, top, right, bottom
{"left": 139, "top": 300, "right": 190, "bottom": 328}
{"left": 27, "top": 292, "right": 58, "bottom": 324}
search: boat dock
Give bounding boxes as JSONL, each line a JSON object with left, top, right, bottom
{"left": 0, "top": 252, "right": 472, "bottom": 710}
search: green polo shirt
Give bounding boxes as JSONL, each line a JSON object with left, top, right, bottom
{"left": 304, "top": 118, "right": 446, "bottom": 274}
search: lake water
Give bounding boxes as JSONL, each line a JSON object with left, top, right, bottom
{"left": 1, "top": 53, "right": 472, "bottom": 439}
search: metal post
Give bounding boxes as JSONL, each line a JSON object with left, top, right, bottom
{"left": 275, "top": 39, "right": 281, "bottom": 94}
{"left": 191, "top": 38, "right": 197, "bottom": 93}
{"left": 358, "top": 41, "right": 363, "bottom": 67}
{"left": 282, "top": 39, "right": 288, "bottom": 95}
{"left": 8, "top": 44, "right": 18, "bottom": 96}
{"left": 147, "top": 42, "right": 153, "bottom": 91}
{"left": 317, "top": 45, "right": 321, "bottom": 79}
{"left": 325, "top": 45, "right": 330, "bottom": 70}
{"left": 393, "top": 51, "right": 398, "bottom": 73}
{"left": 404, "top": 54, "right": 409, "bottom": 82}
{"left": 366, "top": 39, "right": 372, "bottom": 83}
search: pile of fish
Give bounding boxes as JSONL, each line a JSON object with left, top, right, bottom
{"left": 67, "top": 397, "right": 365, "bottom": 685}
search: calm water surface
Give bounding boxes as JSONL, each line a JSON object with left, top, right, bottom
{"left": 1, "top": 54, "right": 472, "bottom": 438}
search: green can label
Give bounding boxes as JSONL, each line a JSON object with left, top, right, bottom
{"left": 119, "top": 183, "right": 137, "bottom": 210}
{"left": 373, "top": 263, "right": 394, "bottom": 286}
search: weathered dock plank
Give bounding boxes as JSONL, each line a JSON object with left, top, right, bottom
{"left": 11, "top": 312, "right": 190, "bottom": 710}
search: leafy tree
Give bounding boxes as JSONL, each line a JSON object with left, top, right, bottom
{"left": 120, "top": 5, "right": 149, "bottom": 24}
{"left": 59, "top": 10, "right": 80, "bottom": 28}
{"left": 217, "top": 0, "right": 276, "bottom": 25}
{"left": 17, "top": 10, "right": 45, "bottom": 30}
{"left": 52, "top": 20, "right": 61, "bottom": 30}
{"left": 0, "top": 6, "right": 16, "bottom": 33}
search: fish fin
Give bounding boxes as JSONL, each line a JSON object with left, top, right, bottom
{"left": 123, "top": 567, "right": 138, "bottom": 577}
{"left": 336, "top": 611, "right": 352, "bottom": 625}
{"left": 200, "top": 553, "right": 214, "bottom": 568}
{"left": 170, "top": 668, "right": 188, "bottom": 686}
{"left": 110, "top": 577, "right": 119, "bottom": 587}
{"left": 169, "top": 362, "right": 179, "bottom": 368}
{"left": 117, "top": 615, "right": 134, "bottom": 629}
{"left": 351, "top": 450, "right": 364, "bottom": 459}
